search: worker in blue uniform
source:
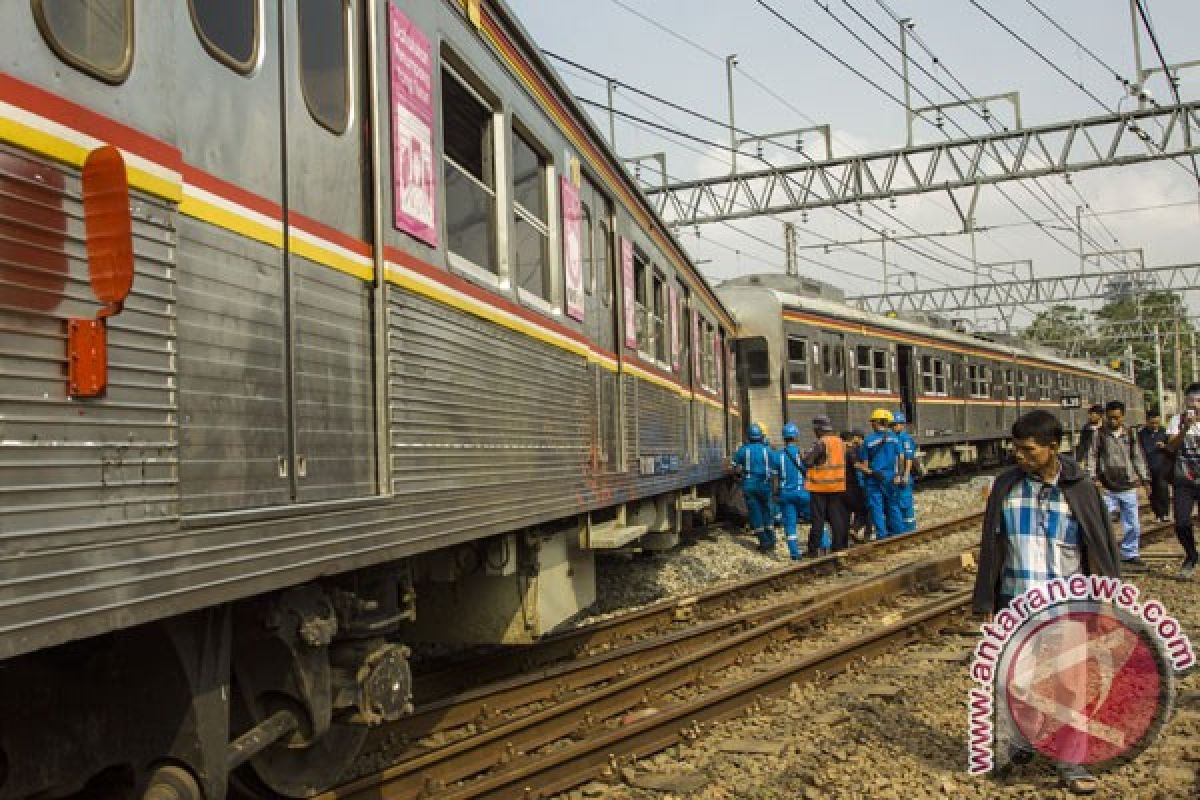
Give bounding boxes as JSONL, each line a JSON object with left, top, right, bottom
{"left": 891, "top": 410, "right": 918, "bottom": 533}
{"left": 772, "top": 422, "right": 811, "bottom": 560}
{"left": 733, "top": 422, "right": 776, "bottom": 553}
{"left": 856, "top": 409, "right": 905, "bottom": 539}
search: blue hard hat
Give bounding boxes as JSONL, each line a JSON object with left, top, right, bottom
{"left": 747, "top": 422, "right": 764, "bottom": 441}
{"left": 892, "top": 411, "right": 907, "bottom": 424}
{"left": 782, "top": 422, "right": 800, "bottom": 440}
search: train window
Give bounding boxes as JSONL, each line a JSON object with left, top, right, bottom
{"left": 633, "top": 253, "right": 649, "bottom": 352}
{"left": 581, "top": 203, "right": 594, "bottom": 294}
{"left": 678, "top": 286, "right": 691, "bottom": 373}
{"left": 443, "top": 65, "right": 497, "bottom": 275}
{"left": 821, "top": 343, "right": 832, "bottom": 376}
{"left": 872, "top": 349, "right": 889, "bottom": 392}
{"left": 34, "top": 0, "right": 133, "bottom": 84}
{"left": 512, "top": 129, "right": 552, "bottom": 303}
{"left": 934, "top": 359, "right": 947, "bottom": 395}
{"left": 835, "top": 346, "right": 844, "bottom": 376}
{"left": 856, "top": 345, "right": 872, "bottom": 390}
{"left": 652, "top": 271, "right": 668, "bottom": 363}
{"left": 597, "top": 217, "right": 613, "bottom": 305}
{"left": 1004, "top": 369, "right": 1015, "bottom": 400}
{"left": 920, "top": 355, "right": 934, "bottom": 394}
{"left": 298, "top": 0, "right": 350, "bottom": 133}
{"left": 788, "top": 336, "right": 810, "bottom": 388}
{"left": 190, "top": 0, "right": 259, "bottom": 73}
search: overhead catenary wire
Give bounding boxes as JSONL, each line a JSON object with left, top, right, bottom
{"left": 1132, "top": 0, "right": 1200, "bottom": 188}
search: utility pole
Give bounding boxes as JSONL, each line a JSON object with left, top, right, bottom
{"left": 1175, "top": 317, "right": 1185, "bottom": 411}
{"left": 900, "top": 18, "right": 913, "bottom": 146}
{"left": 1130, "top": 0, "right": 1147, "bottom": 109}
{"left": 606, "top": 79, "right": 617, "bottom": 148}
{"left": 1076, "top": 205, "right": 1085, "bottom": 274}
{"left": 1153, "top": 324, "right": 1166, "bottom": 415}
{"left": 881, "top": 230, "right": 889, "bottom": 294}
{"left": 725, "top": 54, "right": 738, "bottom": 175}
{"left": 1192, "top": 328, "right": 1198, "bottom": 385}
{"left": 1126, "top": 343, "right": 1135, "bottom": 381}
{"left": 784, "top": 222, "right": 798, "bottom": 277}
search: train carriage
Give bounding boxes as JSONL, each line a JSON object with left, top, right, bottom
{"left": 721, "top": 278, "right": 1142, "bottom": 467}
{"left": 0, "top": 1, "right": 738, "bottom": 798}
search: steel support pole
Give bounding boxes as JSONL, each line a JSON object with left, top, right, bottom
{"left": 726, "top": 55, "right": 738, "bottom": 175}
{"left": 1175, "top": 317, "right": 1185, "bottom": 411}
{"left": 881, "top": 231, "right": 889, "bottom": 295}
{"left": 1191, "top": 329, "right": 1198, "bottom": 386}
{"left": 607, "top": 79, "right": 617, "bottom": 148}
{"left": 784, "top": 222, "right": 798, "bottom": 277}
{"left": 1154, "top": 324, "right": 1166, "bottom": 415}
{"left": 1131, "top": 0, "right": 1147, "bottom": 108}
{"left": 900, "top": 18, "right": 913, "bottom": 146}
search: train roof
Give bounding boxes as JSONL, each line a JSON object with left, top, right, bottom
{"left": 718, "top": 280, "right": 1134, "bottom": 385}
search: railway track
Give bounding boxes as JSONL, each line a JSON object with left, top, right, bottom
{"left": 318, "top": 511, "right": 1174, "bottom": 800}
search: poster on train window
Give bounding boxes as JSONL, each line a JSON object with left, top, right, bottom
{"left": 669, "top": 284, "right": 680, "bottom": 370}
{"left": 388, "top": 6, "right": 437, "bottom": 247}
{"left": 561, "top": 177, "right": 584, "bottom": 321}
{"left": 622, "top": 238, "right": 637, "bottom": 348}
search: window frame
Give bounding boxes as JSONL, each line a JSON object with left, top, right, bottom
{"left": 441, "top": 60, "right": 504, "bottom": 286}
{"left": 787, "top": 334, "right": 811, "bottom": 389}
{"left": 651, "top": 269, "right": 668, "bottom": 364}
{"left": 33, "top": 0, "right": 135, "bottom": 85}
{"left": 188, "top": 0, "right": 262, "bottom": 75}
{"left": 296, "top": 0, "right": 353, "bottom": 134}
{"left": 855, "top": 344, "right": 873, "bottom": 391}
{"left": 510, "top": 124, "right": 557, "bottom": 310}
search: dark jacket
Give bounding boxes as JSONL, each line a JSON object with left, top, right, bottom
{"left": 1138, "top": 425, "right": 1172, "bottom": 474}
{"left": 972, "top": 456, "right": 1121, "bottom": 614}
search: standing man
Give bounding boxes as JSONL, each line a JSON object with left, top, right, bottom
{"left": 842, "top": 429, "right": 872, "bottom": 541}
{"left": 1086, "top": 400, "right": 1150, "bottom": 568}
{"left": 1137, "top": 408, "right": 1172, "bottom": 523}
{"left": 857, "top": 409, "right": 904, "bottom": 539}
{"left": 772, "top": 422, "right": 811, "bottom": 560}
{"left": 972, "top": 410, "right": 1120, "bottom": 795}
{"left": 1165, "top": 383, "right": 1200, "bottom": 577}
{"left": 1074, "top": 403, "right": 1103, "bottom": 462}
{"left": 733, "top": 422, "right": 775, "bottom": 554}
{"left": 891, "top": 410, "right": 918, "bottom": 533}
{"left": 802, "top": 415, "right": 850, "bottom": 554}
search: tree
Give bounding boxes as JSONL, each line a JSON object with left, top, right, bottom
{"left": 1022, "top": 304, "right": 1093, "bottom": 350}
{"left": 1095, "top": 290, "right": 1196, "bottom": 406}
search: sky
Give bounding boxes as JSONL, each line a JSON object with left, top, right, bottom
{"left": 506, "top": 0, "right": 1200, "bottom": 332}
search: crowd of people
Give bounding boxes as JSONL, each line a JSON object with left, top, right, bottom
{"left": 730, "top": 381, "right": 1200, "bottom": 576}
{"left": 1076, "top": 381, "right": 1200, "bottom": 577}
{"left": 731, "top": 408, "right": 919, "bottom": 560}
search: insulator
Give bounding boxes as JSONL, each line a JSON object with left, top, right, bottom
{"left": 801, "top": 210, "right": 809, "bottom": 224}
{"left": 756, "top": 141, "right": 763, "bottom": 158}
{"left": 981, "top": 105, "right": 990, "bottom": 120}
{"left": 795, "top": 134, "right": 804, "bottom": 153}
{"left": 855, "top": 202, "right": 863, "bottom": 215}
{"left": 889, "top": 197, "right": 897, "bottom": 210}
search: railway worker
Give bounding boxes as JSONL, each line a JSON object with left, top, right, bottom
{"left": 1085, "top": 400, "right": 1149, "bottom": 568}
{"left": 1165, "top": 382, "right": 1200, "bottom": 577}
{"left": 801, "top": 415, "right": 851, "bottom": 553}
{"left": 1074, "top": 403, "right": 1104, "bottom": 462}
{"left": 891, "top": 411, "right": 919, "bottom": 533}
{"left": 857, "top": 410, "right": 904, "bottom": 539}
{"left": 971, "top": 410, "right": 1119, "bottom": 795}
{"left": 772, "top": 422, "right": 811, "bottom": 560}
{"left": 842, "top": 429, "right": 873, "bottom": 541}
{"left": 733, "top": 422, "right": 776, "bottom": 554}
{"left": 1136, "top": 407, "right": 1173, "bottom": 523}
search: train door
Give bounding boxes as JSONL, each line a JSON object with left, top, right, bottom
{"left": 822, "top": 331, "right": 850, "bottom": 432}
{"left": 279, "top": 1, "right": 379, "bottom": 503}
{"left": 897, "top": 344, "right": 917, "bottom": 428}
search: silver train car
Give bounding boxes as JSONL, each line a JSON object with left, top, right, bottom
{"left": 721, "top": 277, "right": 1143, "bottom": 462}
{"left": 0, "top": 2, "right": 740, "bottom": 798}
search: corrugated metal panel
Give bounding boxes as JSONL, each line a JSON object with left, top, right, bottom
{"left": 0, "top": 148, "right": 178, "bottom": 554}
{"left": 389, "top": 290, "right": 591, "bottom": 521}
{"left": 292, "top": 258, "right": 376, "bottom": 501}
{"left": 635, "top": 380, "right": 681, "bottom": 457}
{"left": 176, "top": 217, "right": 289, "bottom": 513}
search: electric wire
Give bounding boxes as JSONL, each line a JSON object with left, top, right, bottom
{"left": 1133, "top": 0, "right": 1200, "bottom": 188}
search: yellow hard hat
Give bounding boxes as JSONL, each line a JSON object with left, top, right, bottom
{"left": 759, "top": 423, "right": 769, "bottom": 438}
{"left": 870, "top": 408, "right": 894, "bottom": 423}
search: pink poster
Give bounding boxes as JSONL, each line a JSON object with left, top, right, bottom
{"left": 561, "top": 177, "right": 584, "bottom": 321}
{"left": 621, "top": 238, "right": 637, "bottom": 348}
{"left": 669, "top": 284, "right": 680, "bottom": 370}
{"left": 388, "top": 6, "right": 437, "bottom": 247}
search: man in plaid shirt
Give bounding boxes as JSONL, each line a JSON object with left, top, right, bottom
{"left": 973, "top": 410, "right": 1120, "bottom": 795}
